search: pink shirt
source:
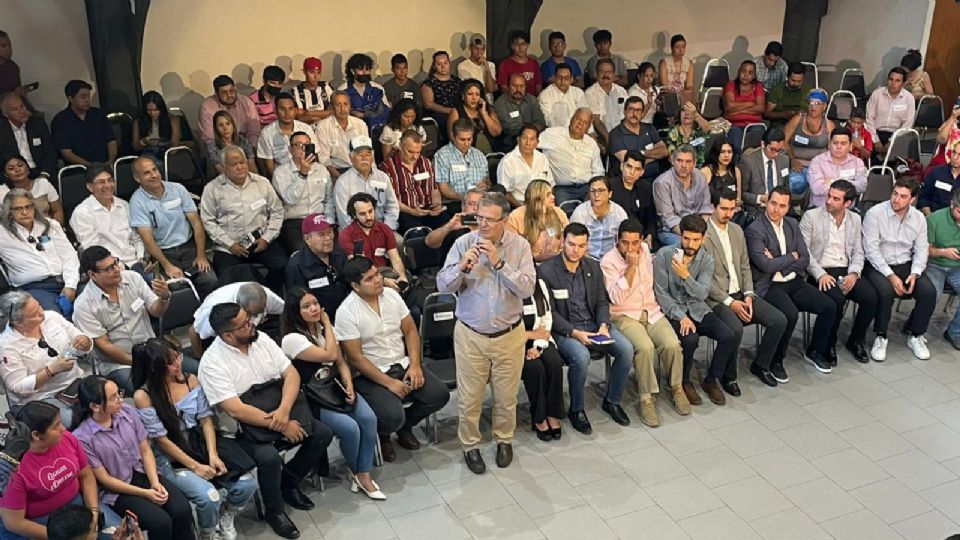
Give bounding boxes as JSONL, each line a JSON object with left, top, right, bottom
{"left": 600, "top": 243, "right": 663, "bottom": 323}
{"left": 198, "top": 93, "right": 262, "bottom": 146}
{"left": 723, "top": 80, "right": 765, "bottom": 127}
{"left": 0, "top": 432, "right": 88, "bottom": 519}
{"left": 807, "top": 152, "right": 868, "bottom": 208}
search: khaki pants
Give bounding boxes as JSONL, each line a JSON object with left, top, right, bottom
{"left": 454, "top": 321, "right": 526, "bottom": 450}
{"left": 612, "top": 314, "right": 683, "bottom": 396}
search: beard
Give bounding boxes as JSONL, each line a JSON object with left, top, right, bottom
{"left": 240, "top": 331, "right": 260, "bottom": 345}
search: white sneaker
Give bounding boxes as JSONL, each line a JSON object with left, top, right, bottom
{"left": 219, "top": 505, "right": 238, "bottom": 540}
{"left": 907, "top": 335, "right": 931, "bottom": 360}
{"left": 871, "top": 336, "right": 888, "bottom": 362}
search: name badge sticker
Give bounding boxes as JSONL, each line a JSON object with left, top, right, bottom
{"left": 839, "top": 169, "right": 855, "bottom": 179}
{"left": 31, "top": 137, "right": 41, "bottom": 146}
{"left": 130, "top": 298, "right": 145, "bottom": 312}
{"left": 250, "top": 199, "right": 266, "bottom": 211}
{"left": 794, "top": 135, "right": 809, "bottom": 145}
{"left": 451, "top": 164, "right": 467, "bottom": 172}
{"left": 413, "top": 172, "right": 430, "bottom": 181}
{"left": 893, "top": 104, "right": 907, "bottom": 112}
{"left": 936, "top": 180, "right": 954, "bottom": 191}
{"left": 509, "top": 110, "right": 520, "bottom": 118}
{"left": 163, "top": 198, "right": 182, "bottom": 210}
{"left": 370, "top": 180, "right": 388, "bottom": 190}
{"left": 690, "top": 137, "right": 705, "bottom": 147}
{"left": 402, "top": 91, "right": 414, "bottom": 99}
{"left": 522, "top": 304, "right": 536, "bottom": 315}
{"left": 553, "top": 289, "right": 570, "bottom": 299}
{"left": 780, "top": 168, "right": 789, "bottom": 177}
{"left": 644, "top": 143, "right": 655, "bottom": 150}
{"left": 374, "top": 247, "right": 386, "bottom": 257}
{"left": 308, "top": 277, "right": 330, "bottom": 288}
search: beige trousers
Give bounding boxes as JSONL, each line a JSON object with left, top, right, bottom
{"left": 612, "top": 314, "right": 683, "bottom": 395}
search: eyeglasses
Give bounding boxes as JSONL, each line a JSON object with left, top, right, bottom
{"left": 474, "top": 216, "right": 503, "bottom": 225}
{"left": 108, "top": 389, "right": 125, "bottom": 403}
{"left": 93, "top": 259, "right": 121, "bottom": 273}
{"left": 26, "top": 235, "right": 45, "bottom": 251}
{"left": 37, "top": 338, "right": 59, "bottom": 358}
{"left": 589, "top": 188, "right": 609, "bottom": 195}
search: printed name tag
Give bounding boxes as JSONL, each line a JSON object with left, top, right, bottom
{"left": 893, "top": 104, "right": 907, "bottom": 112}
{"left": 794, "top": 135, "right": 809, "bottom": 145}
{"left": 434, "top": 311, "right": 454, "bottom": 321}
{"left": 413, "top": 172, "right": 430, "bottom": 181}
{"left": 370, "top": 180, "right": 388, "bottom": 190}
{"left": 644, "top": 143, "right": 655, "bottom": 151}
{"left": 130, "top": 298, "right": 145, "bottom": 312}
{"left": 690, "top": 137, "right": 705, "bottom": 147}
{"left": 839, "top": 169, "right": 855, "bottom": 179}
{"left": 553, "top": 289, "right": 569, "bottom": 299}
{"left": 308, "top": 277, "right": 330, "bottom": 288}
{"left": 522, "top": 304, "right": 536, "bottom": 315}
{"left": 163, "top": 198, "right": 181, "bottom": 210}
{"left": 780, "top": 168, "right": 789, "bottom": 177}
{"left": 374, "top": 247, "right": 386, "bottom": 257}
{"left": 250, "top": 199, "right": 266, "bottom": 211}
{"left": 936, "top": 180, "right": 954, "bottom": 191}
{"left": 31, "top": 137, "right": 41, "bottom": 146}
{"left": 509, "top": 110, "right": 520, "bottom": 118}
{"left": 403, "top": 91, "right": 414, "bottom": 99}
{"left": 451, "top": 164, "right": 467, "bottom": 172}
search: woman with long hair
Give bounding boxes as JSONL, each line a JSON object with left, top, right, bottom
{"left": 379, "top": 98, "right": 427, "bottom": 159}
{"left": 701, "top": 137, "right": 742, "bottom": 209}
{"left": 421, "top": 51, "right": 461, "bottom": 144}
{"left": 131, "top": 338, "right": 257, "bottom": 540}
{"left": 628, "top": 62, "right": 660, "bottom": 125}
{"left": 446, "top": 78, "right": 501, "bottom": 153}
{"left": 0, "top": 154, "right": 64, "bottom": 225}
{"left": 520, "top": 280, "right": 565, "bottom": 441}
{"left": 208, "top": 110, "right": 256, "bottom": 174}
{"left": 506, "top": 179, "right": 568, "bottom": 262}
{"left": 901, "top": 49, "right": 934, "bottom": 100}
{"left": 658, "top": 34, "right": 695, "bottom": 99}
{"left": 723, "top": 60, "right": 766, "bottom": 155}
{"left": 132, "top": 91, "right": 181, "bottom": 159}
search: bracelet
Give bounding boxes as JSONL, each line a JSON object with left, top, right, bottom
{"left": 494, "top": 260, "right": 505, "bottom": 271}
{"left": 88, "top": 506, "right": 100, "bottom": 513}
{"left": 44, "top": 366, "right": 54, "bottom": 378}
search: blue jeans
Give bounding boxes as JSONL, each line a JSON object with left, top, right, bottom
{"left": 21, "top": 277, "right": 67, "bottom": 315}
{"left": 0, "top": 493, "right": 120, "bottom": 540}
{"left": 553, "top": 183, "right": 589, "bottom": 204}
{"left": 12, "top": 398, "right": 74, "bottom": 430}
{"left": 788, "top": 168, "right": 809, "bottom": 194}
{"left": 728, "top": 126, "right": 744, "bottom": 155}
{"left": 925, "top": 263, "right": 960, "bottom": 338}
{"left": 157, "top": 459, "right": 257, "bottom": 532}
{"left": 317, "top": 394, "right": 378, "bottom": 474}
{"left": 555, "top": 325, "right": 633, "bottom": 411}
{"left": 657, "top": 229, "right": 680, "bottom": 246}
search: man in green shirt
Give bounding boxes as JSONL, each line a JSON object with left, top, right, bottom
{"left": 764, "top": 62, "right": 811, "bottom": 125}
{"left": 926, "top": 190, "right": 960, "bottom": 349}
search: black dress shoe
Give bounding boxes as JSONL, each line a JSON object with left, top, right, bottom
{"left": 533, "top": 423, "right": 553, "bottom": 442}
{"left": 496, "top": 443, "right": 513, "bottom": 468}
{"left": 550, "top": 426, "right": 562, "bottom": 440}
{"left": 464, "top": 449, "right": 486, "bottom": 474}
{"left": 601, "top": 400, "right": 631, "bottom": 426}
{"left": 845, "top": 340, "right": 870, "bottom": 363}
{"left": 568, "top": 409, "right": 593, "bottom": 434}
{"left": 750, "top": 363, "right": 778, "bottom": 387}
{"left": 805, "top": 349, "right": 833, "bottom": 374}
{"left": 265, "top": 512, "right": 300, "bottom": 539}
{"left": 770, "top": 363, "right": 789, "bottom": 384}
{"left": 721, "top": 380, "right": 741, "bottom": 397}
{"left": 282, "top": 487, "right": 315, "bottom": 511}
{"left": 827, "top": 346, "right": 838, "bottom": 367}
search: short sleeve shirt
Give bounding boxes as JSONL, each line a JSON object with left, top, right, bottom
{"left": 497, "top": 57, "right": 542, "bottom": 96}
{"left": 128, "top": 182, "right": 197, "bottom": 249}
{"left": 0, "top": 431, "right": 87, "bottom": 519}
{"left": 334, "top": 288, "right": 410, "bottom": 371}
{"left": 50, "top": 106, "right": 116, "bottom": 162}
{"left": 434, "top": 143, "right": 488, "bottom": 194}
{"left": 337, "top": 221, "right": 398, "bottom": 267}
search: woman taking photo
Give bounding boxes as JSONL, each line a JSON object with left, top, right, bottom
{"left": 701, "top": 137, "right": 742, "bottom": 208}
{"left": 132, "top": 91, "right": 181, "bottom": 160}
{"left": 0, "top": 154, "right": 64, "bottom": 225}
{"left": 379, "top": 98, "right": 427, "bottom": 160}
{"left": 131, "top": 338, "right": 258, "bottom": 540}
{"left": 665, "top": 102, "right": 711, "bottom": 167}
{"left": 447, "top": 79, "right": 501, "bottom": 153}
{"left": 628, "top": 62, "right": 660, "bottom": 125}
{"left": 207, "top": 111, "right": 256, "bottom": 174}
{"left": 506, "top": 179, "right": 568, "bottom": 262}
{"left": 520, "top": 279, "right": 564, "bottom": 441}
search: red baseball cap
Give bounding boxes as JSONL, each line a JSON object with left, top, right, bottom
{"left": 303, "top": 57, "right": 322, "bottom": 72}
{"left": 301, "top": 213, "right": 333, "bottom": 235}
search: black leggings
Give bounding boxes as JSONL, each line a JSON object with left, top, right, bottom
{"left": 110, "top": 471, "right": 195, "bottom": 540}
{"left": 520, "top": 343, "right": 565, "bottom": 423}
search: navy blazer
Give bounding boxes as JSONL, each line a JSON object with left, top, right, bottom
{"left": 536, "top": 254, "right": 611, "bottom": 337}
{"left": 744, "top": 214, "right": 810, "bottom": 296}
{"left": 0, "top": 116, "right": 57, "bottom": 178}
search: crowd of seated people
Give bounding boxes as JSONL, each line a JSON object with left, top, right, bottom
{"left": 0, "top": 25, "right": 958, "bottom": 538}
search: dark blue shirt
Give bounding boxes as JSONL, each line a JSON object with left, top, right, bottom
{"left": 540, "top": 57, "right": 583, "bottom": 82}
{"left": 285, "top": 247, "right": 349, "bottom": 321}
{"left": 919, "top": 164, "right": 960, "bottom": 213}
{"left": 561, "top": 262, "right": 594, "bottom": 327}
{"left": 51, "top": 106, "right": 115, "bottom": 162}
{"left": 607, "top": 123, "right": 661, "bottom": 178}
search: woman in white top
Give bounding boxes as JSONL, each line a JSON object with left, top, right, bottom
{"left": 0, "top": 154, "right": 64, "bottom": 226}
{"left": 521, "top": 279, "right": 564, "bottom": 441}
{"left": 379, "top": 99, "right": 427, "bottom": 160}
{"left": 627, "top": 62, "right": 660, "bottom": 125}
{"left": 0, "top": 290, "right": 92, "bottom": 428}
{"left": 497, "top": 124, "right": 553, "bottom": 207}
{"left": 0, "top": 189, "right": 80, "bottom": 313}
{"left": 658, "top": 34, "right": 695, "bottom": 100}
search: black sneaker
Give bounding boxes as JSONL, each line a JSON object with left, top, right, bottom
{"left": 805, "top": 349, "right": 833, "bottom": 374}
{"left": 944, "top": 330, "right": 960, "bottom": 352}
{"left": 826, "top": 346, "right": 838, "bottom": 367}
{"left": 770, "top": 363, "right": 789, "bottom": 384}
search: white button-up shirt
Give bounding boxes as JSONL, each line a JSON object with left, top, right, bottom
{"left": 864, "top": 86, "right": 916, "bottom": 141}
{"left": 256, "top": 120, "right": 319, "bottom": 167}
{"left": 709, "top": 219, "right": 740, "bottom": 296}
{"left": 584, "top": 82, "right": 628, "bottom": 134}
{"left": 334, "top": 288, "right": 410, "bottom": 372}
{"left": 537, "top": 126, "right": 604, "bottom": 186}
{"left": 192, "top": 282, "right": 284, "bottom": 340}
{"left": 0, "top": 311, "right": 89, "bottom": 403}
{"left": 496, "top": 147, "right": 553, "bottom": 203}
{"left": 770, "top": 219, "right": 797, "bottom": 282}
{"left": 820, "top": 217, "right": 848, "bottom": 269}
{"left": 538, "top": 84, "right": 587, "bottom": 128}
{"left": 9, "top": 120, "right": 36, "bottom": 168}
{"left": 0, "top": 220, "right": 79, "bottom": 288}
{"left": 69, "top": 195, "right": 143, "bottom": 268}
{"left": 271, "top": 162, "right": 336, "bottom": 222}
{"left": 862, "top": 200, "right": 928, "bottom": 277}
{"left": 198, "top": 333, "right": 292, "bottom": 405}
{"left": 199, "top": 173, "right": 284, "bottom": 252}
{"left": 314, "top": 115, "right": 368, "bottom": 169}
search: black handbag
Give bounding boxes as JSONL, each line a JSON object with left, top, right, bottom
{"left": 303, "top": 365, "right": 355, "bottom": 414}
{"left": 181, "top": 424, "right": 256, "bottom": 483}
{"left": 237, "top": 379, "right": 314, "bottom": 444}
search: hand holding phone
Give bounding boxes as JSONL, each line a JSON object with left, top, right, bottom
{"left": 353, "top": 240, "right": 365, "bottom": 257}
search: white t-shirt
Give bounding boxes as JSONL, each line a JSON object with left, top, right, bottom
{"left": 198, "top": 334, "right": 291, "bottom": 405}
{"left": 281, "top": 332, "right": 326, "bottom": 360}
{"left": 334, "top": 288, "right": 410, "bottom": 371}
{"left": 0, "top": 177, "right": 60, "bottom": 204}
{"left": 457, "top": 60, "right": 496, "bottom": 86}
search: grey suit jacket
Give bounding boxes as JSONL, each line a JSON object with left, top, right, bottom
{"left": 798, "top": 207, "right": 865, "bottom": 280}
{"left": 745, "top": 215, "right": 810, "bottom": 296}
{"left": 741, "top": 147, "right": 790, "bottom": 216}
{"left": 702, "top": 220, "right": 755, "bottom": 307}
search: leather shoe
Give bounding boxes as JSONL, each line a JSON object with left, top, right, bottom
{"left": 681, "top": 382, "right": 703, "bottom": 406}
{"left": 464, "top": 449, "right": 486, "bottom": 474}
{"left": 845, "top": 340, "right": 870, "bottom": 363}
{"left": 379, "top": 436, "right": 396, "bottom": 462}
{"left": 495, "top": 443, "right": 513, "bottom": 468}
{"left": 568, "top": 409, "right": 593, "bottom": 434}
{"left": 395, "top": 428, "right": 421, "bottom": 450}
{"left": 721, "top": 380, "right": 741, "bottom": 397}
{"left": 701, "top": 380, "right": 726, "bottom": 405}
{"left": 750, "top": 363, "right": 778, "bottom": 387}
{"left": 265, "top": 512, "right": 300, "bottom": 539}
{"left": 550, "top": 426, "right": 562, "bottom": 440}
{"left": 601, "top": 400, "right": 631, "bottom": 426}
{"left": 282, "top": 487, "right": 315, "bottom": 511}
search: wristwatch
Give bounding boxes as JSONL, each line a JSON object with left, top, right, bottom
{"left": 493, "top": 260, "right": 505, "bottom": 271}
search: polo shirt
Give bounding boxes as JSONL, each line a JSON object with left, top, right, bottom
{"left": 334, "top": 288, "right": 410, "bottom": 371}
{"left": 607, "top": 122, "right": 662, "bottom": 176}
{"left": 198, "top": 333, "right": 291, "bottom": 405}
{"left": 434, "top": 143, "right": 487, "bottom": 195}
{"left": 381, "top": 152, "right": 436, "bottom": 210}
{"left": 50, "top": 106, "right": 115, "bottom": 162}
{"left": 918, "top": 164, "right": 960, "bottom": 213}
{"left": 927, "top": 207, "right": 960, "bottom": 269}
{"left": 338, "top": 221, "right": 397, "bottom": 267}
{"left": 285, "top": 247, "right": 350, "bottom": 319}
{"left": 129, "top": 182, "right": 196, "bottom": 249}
{"left": 768, "top": 83, "right": 812, "bottom": 113}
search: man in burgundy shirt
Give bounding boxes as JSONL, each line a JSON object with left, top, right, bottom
{"left": 497, "top": 30, "right": 542, "bottom": 97}
{"left": 338, "top": 192, "right": 410, "bottom": 289}
{"left": 380, "top": 129, "right": 445, "bottom": 232}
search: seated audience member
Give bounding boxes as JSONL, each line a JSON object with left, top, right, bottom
{"left": 192, "top": 282, "right": 283, "bottom": 347}
{"left": 316, "top": 91, "right": 369, "bottom": 179}
{"left": 901, "top": 49, "right": 934, "bottom": 101}
{"left": 73, "top": 377, "right": 196, "bottom": 540}
{"left": 197, "top": 303, "right": 333, "bottom": 539}
{"left": 741, "top": 127, "right": 790, "bottom": 217}
{"left": 458, "top": 34, "right": 497, "bottom": 96}
{"left": 73, "top": 246, "right": 174, "bottom": 394}
{"left": 340, "top": 53, "right": 390, "bottom": 132}
{"left": 381, "top": 129, "right": 444, "bottom": 232}
{"left": 746, "top": 186, "right": 836, "bottom": 378}
{"left": 0, "top": 31, "right": 26, "bottom": 96}
{"left": 704, "top": 193, "right": 788, "bottom": 389}
{"left": 70, "top": 165, "right": 145, "bottom": 273}
{"left": 659, "top": 34, "right": 696, "bottom": 98}
{"left": 207, "top": 110, "right": 256, "bottom": 175}
{"left": 919, "top": 141, "right": 960, "bottom": 215}
{"left": 755, "top": 41, "right": 789, "bottom": 93}
{"left": 585, "top": 29, "right": 629, "bottom": 87}
{"left": 926, "top": 190, "right": 960, "bottom": 350}
{"left": 865, "top": 67, "right": 916, "bottom": 158}
{"left": 723, "top": 61, "right": 766, "bottom": 155}
{"left": 335, "top": 257, "right": 450, "bottom": 462}
{"left": 249, "top": 65, "right": 285, "bottom": 128}
{"left": 420, "top": 51, "right": 461, "bottom": 139}
{"left": 506, "top": 179, "right": 568, "bottom": 262}
{"left": 654, "top": 215, "right": 738, "bottom": 406}
{"left": 493, "top": 74, "right": 546, "bottom": 151}
{"left": 584, "top": 59, "right": 629, "bottom": 144}
{"left": 665, "top": 103, "right": 711, "bottom": 168}
{"left": 424, "top": 187, "right": 482, "bottom": 257}
{"left": 1, "top": 153, "right": 64, "bottom": 225}
{"left": 338, "top": 193, "right": 410, "bottom": 284}
{"left": 281, "top": 288, "right": 382, "bottom": 499}
{"left": 799, "top": 180, "right": 878, "bottom": 364}
{"left": 0, "top": 401, "right": 115, "bottom": 540}
{"left": 0, "top": 189, "right": 78, "bottom": 312}
{"left": 653, "top": 145, "right": 714, "bottom": 246}
{"left": 539, "top": 223, "right": 635, "bottom": 432}
{"left": 435, "top": 120, "right": 490, "bottom": 201}
{"left": 701, "top": 137, "right": 743, "bottom": 212}
{"left": 131, "top": 338, "right": 257, "bottom": 540}
{"left": 538, "top": 63, "right": 587, "bottom": 129}
{"left": 608, "top": 96, "right": 667, "bottom": 175}
{"left": 383, "top": 54, "right": 423, "bottom": 111}
{"left": 128, "top": 156, "right": 217, "bottom": 296}
{"left": 862, "top": 179, "right": 936, "bottom": 361}
{"left": 0, "top": 92, "right": 56, "bottom": 178}
{"left": 199, "top": 146, "right": 286, "bottom": 292}
{"left": 627, "top": 63, "right": 660, "bottom": 126}
{"left": 51, "top": 80, "right": 117, "bottom": 166}
{"left": 497, "top": 30, "right": 541, "bottom": 96}
{"left": 286, "top": 214, "right": 349, "bottom": 319}
{"left": 448, "top": 79, "right": 501, "bottom": 153}
{"left": 293, "top": 57, "right": 335, "bottom": 125}
{"left": 0, "top": 291, "right": 91, "bottom": 427}
{"left": 48, "top": 505, "right": 139, "bottom": 540}
{"left": 272, "top": 130, "right": 336, "bottom": 253}
{"left": 807, "top": 127, "right": 867, "bottom": 208}
{"left": 379, "top": 98, "right": 427, "bottom": 160}
{"left": 784, "top": 89, "right": 834, "bottom": 194}
{"left": 611, "top": 151, "right": 657, "bottom": 247}
{"left": 520, "top": 278, "right": 565, "bottom": 440}
{"left": 334, "top": 135, "right": 400, "bottom": 229}
{"left": 541, "top": 32, "right": 583, "bottom": 87}
{"left": 764, "top": 62, "right": 810, "bottom": 124}
{"left": 132, "top": 91, "right": 180, "bottom": 160}
{"left": 498, "top": 124, "right": 552, "bottom": 207}
{"left": 600, "top": 219, "right": 685, "bottom": 427}
{"left": 199, "top": 75, "right": 260, "bottom": 147}
{"left": 256, "top": 92, "right": 318, "bottom": 178}
{"left": 570, "top": 176, "right": 628, "bottom": 259}
{"left": 846, "top": 107, "right": 874, "bottom": 164}
{"left": 538, "top": 108, "right": 604, "bottom": 203}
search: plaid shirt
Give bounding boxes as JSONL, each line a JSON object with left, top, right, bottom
{"left": 754, "top": 56, "right": 789, "bottom": 93}
{"left": 434, "top": 143, "right": 487, "bottom": 195}
{"left": 381, "top": 152, "right": 436, "bottom": 209}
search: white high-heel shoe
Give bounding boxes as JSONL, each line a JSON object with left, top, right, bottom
{"left": 351, "top": 475, "right": 386, "bottom": 500}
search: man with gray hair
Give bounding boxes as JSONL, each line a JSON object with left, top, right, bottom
{"left": 925, "top": 187, "right": 960, "bottom": 350}
{"left": 315, "top": 90, "right": 369, "bottom": 179}
{"left": 190, "top": 281, "right": 284, "bottom": 353}
{"left": 381, "top": 129, "right": 444, "bottom": 232}
{"left": 200, "top": 145, "right": 286, "bottom": 292}
{"left": 333, "top": 134, "right": 400, "bottom": 230}
{"left": 537, "top": 107, "right": 604, "bottom": 203}
{"left": 0, "top": 92, "right": 56, "bottom": 178}
{"left": 653, "top": 144, "right": 713, "bottom": 246}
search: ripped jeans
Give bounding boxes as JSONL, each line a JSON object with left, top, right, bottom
{"left": 157, "top": 457, "right": 258, "bottom": 532}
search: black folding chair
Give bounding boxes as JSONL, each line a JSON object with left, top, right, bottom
{"left": 113, "top": 156, "right": 138, "bottom": 200}
{"left": 402, "top": 226, "right": 442, "bottom": 277}
{"left": 420, "top": 292, "right": 458, "bottom": 443}
{"left": 58, "top": 164, "right": 88, "bottom": 222}
{"left": 164, "top": 146, "right": 206, "bottom": 196}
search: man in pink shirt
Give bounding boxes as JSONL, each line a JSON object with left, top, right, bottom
{"left": 198, "top": 74, "right": 262, "bottom": 146}
{"left": 807, "top": 127, "right": 868, "bottom": 208}
{"left": 600, "top": 218, "right": 686, "bottom": 427}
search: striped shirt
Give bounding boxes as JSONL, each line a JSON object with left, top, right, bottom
{"left": 293, "top": 82, "right": 334, "bottom": 113}
{"left": 381, "top": 152, "right": 436, "bottom": 209}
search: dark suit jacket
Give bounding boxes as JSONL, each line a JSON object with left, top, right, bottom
{"left": 536, "top": 254, "right": 610, "bottom": 337}
{"left": 0, "top": 116, "right": 57, "bottom": 178}
{"left": 741, "top": 147, "right": 790, "bottom": 216}
{"left": 744, "top": 214, "right": 810, "bottom": 296}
